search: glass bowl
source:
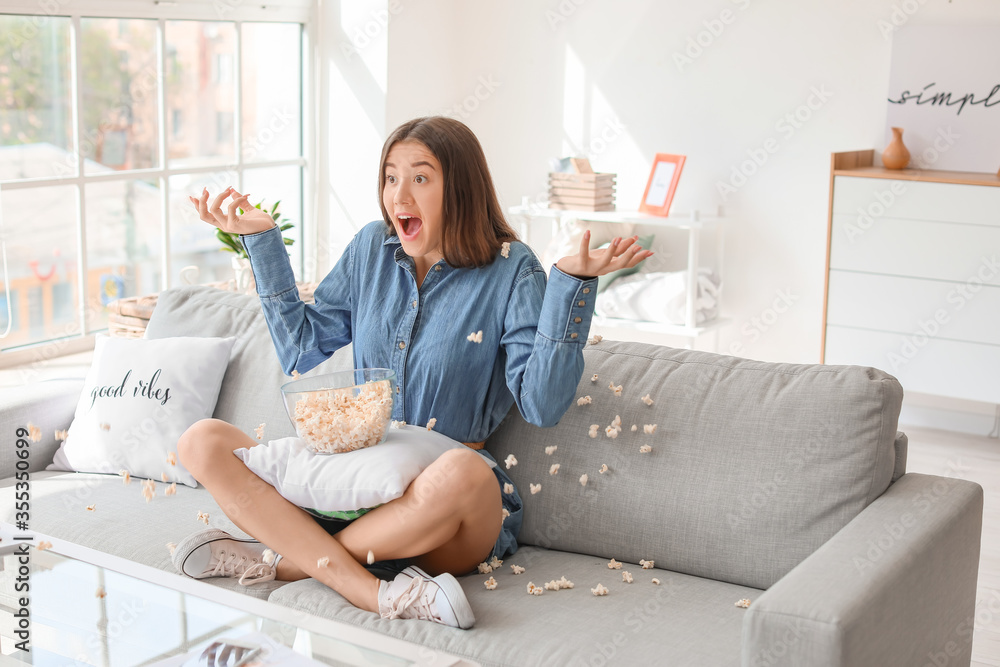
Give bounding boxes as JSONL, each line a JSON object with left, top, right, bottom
{"left": 280, "top": 368, "right": 396, "bottom": 454}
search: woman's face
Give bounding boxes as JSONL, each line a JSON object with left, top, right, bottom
{"left": 382, "top": 139, "right": 445, "bottom": 269}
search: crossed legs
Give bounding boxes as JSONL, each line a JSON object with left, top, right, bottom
{"left": 177, "top": 418, "right": 502, "bottom": 612}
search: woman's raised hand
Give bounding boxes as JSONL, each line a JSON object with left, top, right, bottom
{"left": 189, "top": 187, "right": 276, "bottom": 236}
{"left": 554, "top": 231, "right": 653, "bottom": 279}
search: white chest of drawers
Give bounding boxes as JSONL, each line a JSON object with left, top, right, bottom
{"left": 822, "top": 150, "right": 1000, "bottom": 404}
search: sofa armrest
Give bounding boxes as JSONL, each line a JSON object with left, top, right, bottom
{"left": 742, "top": 473, "right": 983, "bottom": 667}
{"left": 0, "top": 379, "right": 84, "bottom": 477}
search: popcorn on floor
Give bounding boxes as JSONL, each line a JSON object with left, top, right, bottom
{"left": 576, "top": 395, "right": 592, "bottom": 406}
{"left": 36, "top": 540, "right": 53, "bottom": 551}
{"left": 263, "top": 549, "right": 276, "bottom": 565}
{"left": 631, "top": 424, "right": 637, "bottom": 432}
{"left": 500, "top": 241, "right": 511, "bottom": 259}
{"left": 197, "top": 511, "right": 210, "bottom": 525}
{"left": 511, "top": 564, "right": 525, "bottom": 575}
{"left": 485, "top": 576, "right": 498, "bottom": 590}
{"left": 367, "top": 550, "right": 375, "bottom": 565}
{"left": 478, "top": 562, "right": 494, "bottom": 574}
{"left": 580, "top": 473, "right": 588, "bottom": 486}
{"left": 591, "top": 583, "right": 609, "bottom": 596}
{"left": 544, "top": 580, "right": 561, "bottom": 591}
{"left": 426, "top": 417, "right": 437, "bottom": 431}
{"left": 622, "top": 571, "right": 634, "bottom": 583}
{"left": 642, "top": 394, "right": 654, "bottom": 406}
{"left": 489, "top": 555, "right": 503, "bottom": 570}
{"left": 545, "top": 445, "right": 558, "bottom": 455}
{"left": 608, "top": 382, "right": 622, "bottom": 396}
{"left": 167, "top": 452, "right": 177, "bottom": 466}
{"left": 530, "top": 483, "right": 541, "bottom": 495}
{"left": 504, "top": 482, "right": 514, "bottom": 494}
{"left": 736, "top": 598, "right": 752, "bottom": 609}
{"left": 86, "top": 504, "right": 96, "bottom": 512}
{"left": 505, "top": 454, "right": 518, "bottom": 469}
{"left": 549, "top": 463, "right": 560, "bottom": 475}
{"left": 644, "top": 424, "right": 657, "bottom": 434}
{"left": 255, "top": 423, "right": 266, "bottom": 440}
{"left": 652, "top": 578, "right": 661, "bottom": 585}
{"left": 589, "top": 424, "right": 599, "bottom": 438}
{"left": 526, "top": 582, "right": 544, "bottom": 596}
{"left": 119, "top": 470, "right": 131, "bottom": 485}
{"left": 599, "top": 464, "right": 609, "bottom": 474}
{"left": 605, "top": 426, "right": 618, "bottom": 439}
{"left": 166, "top": 542, "right": 177, "bottom": 556}
{"left": 556, "top": 576, "right": 574, "bottom": 589}
{"left": 26, "top": 422, "right": 42, "bottom": 442}
{"left": 165, "top": 482, "right": 177, "bottom": 497}
{"left": 317, "top": 556, "right": 330, "bottom": 568}
{"left": 608, "top": 558, "right": 622, "bottom": 570}
{"left": 467, "top": 330, "right": 483, "bottom": 343}
{"left": 640, "top": 559, "right": 654, "bottom": 569}
{"left": 639, "top": 444, "right": 652, "bottom": 454}
{"left": 591, "top": 374, "right": 599, "bottom": 382}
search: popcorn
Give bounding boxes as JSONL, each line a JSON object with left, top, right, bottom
{"left": 291, "top": 380, "right": 393, "bottom": 454}
{"left": 142, "top": 479, "right": 155, "bottom": 503}
{"left": 26, "top": 422, "right": 41, "bottom": 442}
{"left": 500, "top": 242, "right": 511, "bottom": 259}
{"left": 510, "top": 564, "right": 525, "bottom": 575}
{"left": 197, "top": 511, "right": 210, "bottom": 525}
{"left": 166, "top": 542, "right": 177, "bottom": 555}
{"left": 119, "top": 470, "right": 131, "bottom": 485}
{"left": 589, "top": 424, "right": 599, "bottom": 438}
{"left": 735, "top": 598, "right": 752, "bottom": 609}
{"left": 167, "top": 452, "right": 177, "bottom": 466}
{"left": 489, "top": 556, "right": 503, "bottom": 570}
{"left": 99, "top": 423, "right": 111, "bottom": 431}
{"left": 611, "top": 415, "right": 622, "bottom": 428}
{"left": 54, "top": 429, "right": 68, "bottom": 441}
{"left": 640, "top": 559, "right": 654, "bottom": 569}
{"left": 556, "top": 576, "right": 574, "bottom": 589}
{"left": 504, "top": 454, "right": 518, "bottom": 469}
{"left": 530, "top": 483, "right": 541, "bottom": 495}
{"left": 485, "top": 576, "right": 498, "bottom": 590}
{"left": 608, "top": 381, "right": 622, "bottom": 394}
{"left": 631, "top": 425, "right": 638, "bottom": 432}
{"left": 591, "top": 583, "right": 609, "bottom": 596}
{"left": 544, "top": 580, "right": 561, "bottom": 591}
{"left": 263, "top": 549, "right": 276, "bottom": 565}
{"left": 652, "top": 578, "right": 661, "bottom": 585}
{"left": 467, "top": 330, "right": 483, "bottom": 343}
{"left": 622, "top": 571, "right": 634, "bottom": 584}
{"left": 478, "top": 562, "right": 494, "bottom": 574}
{"left": 502, "top": 508, "right": 510, "bottom": 519}
{"left": 591, "top": 374, "right": 599, "bottom": 382}
{"left": 95, "top": 586, "right": 107, "bottom": 599}
{"left": 36, "top": 540, "right": 53, "bottom": 551}
{"left": 639, "top": 444, "right": 652, "bottom": 454}
{"left": 599, "top": 464, "right": 609, "bottom": 474}
{"left": 255, "top": 423, "right": 266, "bottom": 440}
{"left": 86, "top": 504, "right": 96, "bottom": 512}
{"left": 165, "top": 483, "right": 177, "bottom": 496}
{"left": 580, "top": 474, "right": 588, "bottom": 486}
{"left": 161, "top": 472, "right": 169, "bottom": 483}
{"left": 545, "top": 445, "right": 558, "bottom": 455}
{"left": 643, "top": 424, "right": 657, "bottom": 434}
{"left": 587, "top": 334, "right": 603, "bottom": 345}
{"left": 605, "top": 426, "right": 618, "bottom": 439}
{"left": 367, "top": 550, "right": 375, "bottom": 565}
{"left": 317, "top": 556, "right": 330, "bottom": 568}
{"left": 549, "top": 464, "right": 560, "bottom": 475}
{"left": 291, "top": 370, "right": 301, "bottom": 378}
{"left": 390, "top": 420, "right": 406, "bottom": 429}
{"left": 526, "top": 582, "right": 544, "bottom": 596}
{"left": 425, "top": 418, "right": 437, "bottom": 431}
{"left": 504, "top": 482, "right": 514, "bottom": 494}
{"left": 577, "top": 395, "right": 592, "bottom": 406}
{"left": 642, "top": 394, "right": 654, "bottom": 406}
{"left": 608, "top": 558, "right": 622, "bottom": 569}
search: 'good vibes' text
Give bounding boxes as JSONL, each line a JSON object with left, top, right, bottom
{"left": 89, "top": 369, "right": 172, "bottom": 409}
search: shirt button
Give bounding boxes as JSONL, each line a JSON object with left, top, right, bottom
{"left": 434, "top": 265, "right": 442, "bottom": 272}
{"left": 570, "top": 333, "right": 579, "bottom": 339}
{"left": 583, "top": 288, "right": 591, "bottom": 294}
{"left": 398, "top": 341, "right": 406, "bottom": 349}
{"left": 578, "top": 300, "right": 586, "bottom": 307}
{"left": 574, "top": 317, "right": 582, "bottom": 323}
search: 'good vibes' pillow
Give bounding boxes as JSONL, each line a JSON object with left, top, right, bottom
{"left": 48, "top": 334, "right": 236, "bottom": 487}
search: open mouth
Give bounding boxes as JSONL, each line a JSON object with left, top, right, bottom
{"left": 397, "top": 214, "right": 423, "bottom": 241}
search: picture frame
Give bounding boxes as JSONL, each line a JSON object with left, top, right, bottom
{"left": 638, "top": 153, "right": 686, "bottom": 217}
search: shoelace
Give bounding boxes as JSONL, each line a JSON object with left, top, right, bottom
{"left": 385, "top": 576, "right": 436, "bottom": 621}
{"left": 238, "top": 562, "right": 277, "bottom": 586}
{"left": 209, "top": 549, "right": 276, "bottom": 585}
{"left": 211, "top": 550, "right": 251, "bottom": 577}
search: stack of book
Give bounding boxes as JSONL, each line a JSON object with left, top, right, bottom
{"left": 548, "top": 172, "right": 616, "bottom": 212}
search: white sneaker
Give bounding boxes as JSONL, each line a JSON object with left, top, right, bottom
{"left": 377, "top": 565, "right": 475, "bottom": 629}
{"left": 172, "top": 528, "right": 281, "bottom": 586}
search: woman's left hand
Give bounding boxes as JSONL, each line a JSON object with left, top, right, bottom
{"left": 554, "top": 231, "right": 653, "bottom": 279}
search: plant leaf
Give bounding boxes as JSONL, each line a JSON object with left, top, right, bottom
{"left": 283, "top": 237, "right": 294, "bottom": 245}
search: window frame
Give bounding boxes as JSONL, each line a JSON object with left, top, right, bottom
{"left": 0, "top": 0, "right": 316, "bottom": 370}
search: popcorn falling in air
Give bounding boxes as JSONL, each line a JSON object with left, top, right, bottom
{"left": 549, "top": 463, "right": 560, "bottom": 476}
{"left": 622, "top": 571, "right": 634, "bottom": 584}
{"left": 605, "top": 426, "right": 619, "bottom": 439}
{"left": 642, "top": 394, "right": 654, "bottom": 406}
{"left": 489, "top": 556, "right": 503, "bottom": 570}
{"left": 27, "top": 422, "right": 41, "bottom": 442}
{"left": 526, "top": 582, "right": 544, "bottom": 596}
{"left": 577, "top": 395, "right": 592, "bottom": 406}
{"left": 390, "top": 420, "right": 406, "bottom": 429}
{"left": 99, "top": 423, "right": 111, "bottom": 431}
{"left": 142, "top": 479, "right": 155, "bottom": 503}
{"left": 95, "top": 586, "right": 107, "bottom": 599}
{"left": 592, "top": 583, "right": 609, "bottom": 596}
{"left": 639, "top": 444, "right": 652, "bottom": 454}
{"left": 504, "top": 454, "right": 518, "bottom": 469}
{"left": 591, "top": 374, "right": 599, "bottom": 382}
{"left": 367, "top": 550, "right": 375, "bottom": 565}
{"left": 644, "top": 424, "right": 657, "bottom": 434}
{"left": 197, "top": 511, "right": 210, "bottom": 525}
{"left": 161, "top": 472, "right": 169, "bottom": 483}
{"left": 54, "top": 429, "right": 68, "bottom": 441}
{"left": 426, "top": 418, "right": 437, "bottom": 431}
{"left": 167, "top": 452, "right": 177, "bottom": 466}
{"left": 588, "top": 335, "right": 603, "bottom": 345}
{"left": 119, "top": 470, "right": 131, "bottom": 486}
{"left": 485, "top": 576, "right": 498, "bottom": 590}
{"left": 640, "top": 559, "right": 654, "bottom": 570}
{"left": 317, "top": 557, "right": 330, "bottom": 568}
{"left": 511, "top": 564, "right": 525, "bottom": 575}
{"left": 467, "top": 330, "right": 483, "bottom": 343}
{"left": 652, "top": 578, "right": 661, "bottom": 585}
{"left": 255, "top": 423, "right": 266, "bottom": 440}
{"left": 545, "top": 445, "right": 558, "bottom": 455}
{"left": 599, "top": 464, "right": 609, "bottom": 474}
{"left": 580, "top": 474, "right": 589, "bottom": 486}
{"left": 478, "top": 562, "right": 493, "bottom": 574}
{"left": 736, "top": 598, "right": 752, "bottom": 609}
{"left": 530, "top": 483, "right": 541, "bottom": 495}
{"left": 504, "top": 482, "right": 514, "bottom": 494}
{"left": 631, "top": 425, "right": 637, "bottom": 432}
{"left": 86, "top": 504, "right": 96, "bottom": 512}
{"left": 166, "top": 542, "right": 177, "bottom": 556}
{"left": 37, "top": 541, "right": 53, "bottom": 551}
{"left": 544, "top": 580, "right": 561, "bottom": 591}
{"left": 502, "top": 508, "right": 510, "bottom": 519}
{"left": 500, "top": 242, "right": 511, "bottom": 259}
{"left": 589, "top": 424, "right": 599, "bottom": 438}
{"left": 263, "top": 549, "right": 276, "bottom": 565}
{"left": 608, "top": 558, "right": 622, "bottom": 569}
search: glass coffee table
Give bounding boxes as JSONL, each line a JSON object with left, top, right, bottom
{"left": 0, "top": 526, "right": 478, "bottom": 666}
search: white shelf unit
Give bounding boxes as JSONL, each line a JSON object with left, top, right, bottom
{"left": 507, "top": 204, "right": 729, "bottom": 348}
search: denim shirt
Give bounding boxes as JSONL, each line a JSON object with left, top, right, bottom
{"left": 241, "top": 221, "right": 598, "bottom": 444}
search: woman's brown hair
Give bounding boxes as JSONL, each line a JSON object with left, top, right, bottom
{"left": 378, "top": 116, "right": 519, "bottom": 268}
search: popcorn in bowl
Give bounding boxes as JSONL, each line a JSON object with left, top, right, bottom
{"left": 280, "top": 369, "right": 396, "bottom": 454}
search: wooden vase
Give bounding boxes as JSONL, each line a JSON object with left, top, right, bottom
{"left": 882, "top": 127, "right": 911, "bottom": 170}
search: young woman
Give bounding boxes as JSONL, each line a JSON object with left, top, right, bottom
{"left": 172, "top": 116, "right": 651, "bottom": 629}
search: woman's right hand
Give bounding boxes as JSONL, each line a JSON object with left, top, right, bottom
{"left": 189, "top": 187, "right": 276, "bottom": 236}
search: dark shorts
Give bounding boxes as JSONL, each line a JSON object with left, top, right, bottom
{"left": 307, "top": 449, "right": 524, "bottom": 575}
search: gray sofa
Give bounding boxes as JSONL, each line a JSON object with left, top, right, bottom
{"left": 1, "top": 285, "right": 984, "bottom": 667}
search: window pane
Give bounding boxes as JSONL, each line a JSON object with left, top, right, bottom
{"left": 81, "top": 19, "right": 159, "bottom": 174}
{"left": 165, "top": 21, "right": 237, "bottom": 169}
{"left": 0, "top": 16, "right": 74, "bottom": 180}
{"left": 242, "top": 23, "right": 301, "bottom": 163}
{"left": 0, "top": 185, "right": 79, "bottom": 351}
{"left": 85, "top": 179, "right": 162, "bottom": 332}
{"left": 242, "top": 165, "right": 302, "bottom": 278}
{"left": 168, "top": 172, "right": 240, "bottom": 287}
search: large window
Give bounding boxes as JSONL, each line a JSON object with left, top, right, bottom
{"left": 0, "top": 11, "right": 305, "bottom": 354}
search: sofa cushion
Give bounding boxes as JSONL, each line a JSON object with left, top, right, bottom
{"left": 267, "top": 545, "right": 760, "bottom": 667}
{"left": 144, "top": 286, "right": 353, "bottom": 442}
{"left": 486, "top": 341, "right": 902, "bottom": 590}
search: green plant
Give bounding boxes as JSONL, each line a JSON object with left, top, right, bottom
{"left": 216, "top": 200, "right": 295, "bottom": 259}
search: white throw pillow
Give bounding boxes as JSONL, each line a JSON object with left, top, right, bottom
{"left": 235, "top": 425, "right": 496, "bottom": 520}
{"left": 48, "top": 334, "right": 237, "bottom": 487}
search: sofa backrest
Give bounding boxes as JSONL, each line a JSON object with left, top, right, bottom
{"left": 145, "top": 286, "right": 353, "bottom": 441}
{"left": 486, "top": 340, "right": 903, "bottom": 590}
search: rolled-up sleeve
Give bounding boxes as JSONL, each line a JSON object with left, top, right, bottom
{"left": 501, "top": 265, "right": 598, "bottom": 427}
{"left": 242, "top": 226, "right": 354, "bottom": 375}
